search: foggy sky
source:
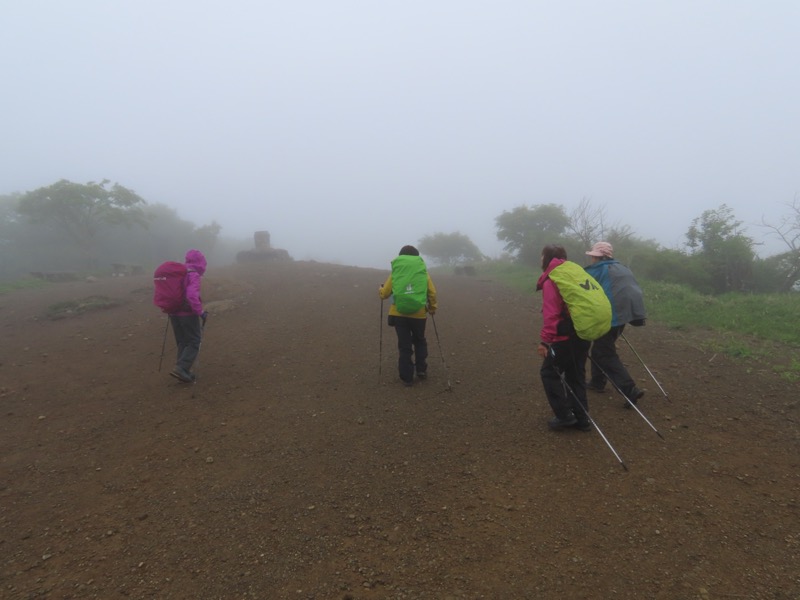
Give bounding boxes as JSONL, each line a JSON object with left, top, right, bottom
{"left": 2, "top": 1, "right": 798, "bottom": 268}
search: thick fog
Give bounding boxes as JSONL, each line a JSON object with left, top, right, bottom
{"left": 1, "top": 1, "right": 798, "bottom": 268}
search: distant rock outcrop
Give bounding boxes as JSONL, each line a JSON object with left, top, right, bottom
{"left": 236, "top": 231, "right": 292, "bottom": 263}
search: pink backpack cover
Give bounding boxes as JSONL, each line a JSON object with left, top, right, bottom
{"left": 153, "top": 261, "right": 188, "bottom": 313}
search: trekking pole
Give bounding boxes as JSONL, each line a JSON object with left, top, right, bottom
{"left": 378, "top": 298, "right": 383, "bottom": 379}
{"left": 430, "top": 313, "right": 452, "bottom": 391}
{"left": 552, "top": 350, "right": 627, "bottom": 471}
{"left": 158, "top": 317, "right": 170, "bottom": 372}
{"left": 620, "top": 333, "right": 669, "bottom": 400}
{"left": 563, "top": 373, "right": 628, "bottom": 471}
{"left": 194, "top": 312, "right": 207, "bottom": 381}
{"left": 588, "top": 355, "right": 664, "bottom": 440}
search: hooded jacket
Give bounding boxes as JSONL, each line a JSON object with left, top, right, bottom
{"left": 173, "top": 249, "right": 206, "bottom": 316}
{"left": 536, "top": 257, "right": 570, "bottom": 344}
{"left": 584, "top": 259, "right": 646, "bottom": 327}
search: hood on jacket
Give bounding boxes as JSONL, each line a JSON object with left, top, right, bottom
{"left": 536, "top": 257, "right": 565, "bottom": 290}
{"left": 185, "top": 249, "right": 207, "bottom": 275}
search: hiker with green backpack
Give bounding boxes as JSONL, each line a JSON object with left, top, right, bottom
{"left": 378, "top": 245, "right": 438, "bottom": 387}
{"left": 536, "top": 244, "right": 612, "bottom": 431}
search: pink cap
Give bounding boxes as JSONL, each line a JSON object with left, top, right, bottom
{"left": 586, "top": 241, "right": 613, "bottom": 258}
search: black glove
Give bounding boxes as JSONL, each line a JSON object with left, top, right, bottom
{"left": 201, "top": 311, "right": 208, "bottom": 325}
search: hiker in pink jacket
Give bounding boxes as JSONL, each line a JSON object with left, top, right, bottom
{"left": 169, "top": 249, "right": 207, "bottom": 383}
{"left": 536, "top": 244, "right": 591, "bottom": 431}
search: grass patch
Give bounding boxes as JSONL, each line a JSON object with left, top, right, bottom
{"left": 0, "top": 278, "right": 50, "bottom": 295}
{"left": 774, "top": 357, "right": 800, "bottom": 382}
{"left": 46, "top": 296, "right": 120, "bottom": 319}
{"left": 643, "top": 281, "right": 800, "bottom": 347}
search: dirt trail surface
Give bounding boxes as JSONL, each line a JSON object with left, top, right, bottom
{"left": 1, "top": 261, "right": 798, "bottom": 600}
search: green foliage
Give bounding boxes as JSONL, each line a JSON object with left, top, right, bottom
{"left": 17, "top": 179, "right": 147, "bottom": 267}
{"left": 625, "top": 246, "right": 714, "bottom": 293}
{"left": 685, "top": 204, "right": 755, "bottom": 293}
{"left": 1, "top": 183, "right": 226, "bottom": 280}
{"left": 495, "top": 204, "right": 570, "bottom": 266}
{"left": 1, "top": 191, "right": 82, "bottom": 278}
{"left": 418, "top": 231, "right": 484, "bottom": 266}
{"left": 748, "top": 255, "right": 788, "bottom": 293}
{"left": 18, "top": 179, "right": 147, "bottom": 233}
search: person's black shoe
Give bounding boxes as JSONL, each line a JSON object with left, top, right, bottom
{"left": 402, "top": 379, "right": 413, "bottom": 387}
{"left": 170, "top": 366, "right": 194, "bottom": 383}
{"left": 624, "top": 388, "right": 645, "bottom": 409}
{"left": 586, "top": 381, "right": 606, "bottom": 393}
{"left": 573, "top": 418, "right": 592, "bottom": 432}
{"left": 416, "top": 371, "right": 427, "bottom": 380}
{"left": 548, "top": 414, "right": 578, "bottom": 430}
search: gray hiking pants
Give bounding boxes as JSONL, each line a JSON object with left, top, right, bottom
{"left": 169, "top": 314, "right": 202, "bottom": 373}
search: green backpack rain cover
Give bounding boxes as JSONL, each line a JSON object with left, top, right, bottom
{"left": 548, "top": 260, "right": 612, "bottom": 341}
{"left": 391, "top": 255, "right": 429, "bottom": 315}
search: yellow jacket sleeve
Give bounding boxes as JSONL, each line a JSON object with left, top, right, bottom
{"left": 379, "top": 274, "right": 393, "bottom": 299}
{"left": 426, "top": 275, "right": 438, "bottom": 313}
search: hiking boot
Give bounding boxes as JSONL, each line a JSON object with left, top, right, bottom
{"left": 402, "top": 379, "right": 414, "bottom": 387}
{"left": 586, "top": 381, "right": 605, "bottom": 393}
{"left": 573, "top": 418, "right": 592, "bottom": 432}
{"left": 416, "top": 371, "right": 427, "bottom": 380}
{"left": 624, "top": 388, "right": 645, "bottom": 409}
{"left": 548, "top": 414, "right": 578, "bottom": 430}
{"left": 170, "top": 366, "right": 194, "bottom": 383}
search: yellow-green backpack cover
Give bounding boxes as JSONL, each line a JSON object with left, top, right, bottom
{"left": 548, "top": 260, "right": 612, "bottom": 341}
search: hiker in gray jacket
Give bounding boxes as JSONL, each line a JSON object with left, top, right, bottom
{"left": 584, "top": 242, "right": 647, "bottom": 407}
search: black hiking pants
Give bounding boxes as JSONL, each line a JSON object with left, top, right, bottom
{"left": 540, "top": 336, "right": 590, "bottom": 421}
{"left": 170, "top": 314, "right": 202, "bottom": 373}
{"left": 389, "top": 315, "right": 428, "bottom": 383}
{"left": 589, "top": 325, "right": 636, "bottom": 396}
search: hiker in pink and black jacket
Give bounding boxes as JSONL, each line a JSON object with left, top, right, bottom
{"left": 536, "top": 244, "right": 591, "bottom": 432}
{"left": 169, "top": 249, "right": 207, "bottom": 383}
